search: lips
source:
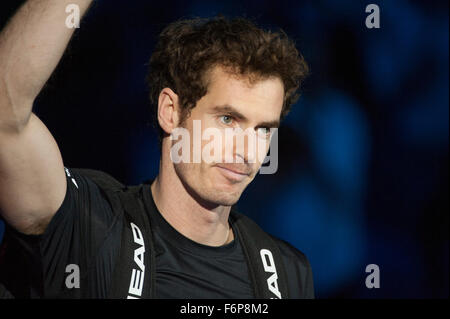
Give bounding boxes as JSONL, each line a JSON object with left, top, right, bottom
{"left": 215, "top": 164, "right": 251, "bottom": 182}
{"left": 215, "top": 164, "right": 251, "bottom": 176}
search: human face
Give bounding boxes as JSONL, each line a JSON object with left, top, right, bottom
{"left": 172, "top": 66, "right": 284, "bottom": 207}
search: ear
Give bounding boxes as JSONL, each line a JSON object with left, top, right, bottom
{"left": 157, "top": 88, "right": 181, "bottom": 135}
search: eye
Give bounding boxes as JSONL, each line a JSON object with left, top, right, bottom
{"left": 220, "top": 115, "right": 234, "bottom": 125}
{"left": 256, "top": 127, "right": 271, "bottom": 138}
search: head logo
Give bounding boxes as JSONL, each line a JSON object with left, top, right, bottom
{"left": 260, "top": 249, "right": 282, "bottom": 299}
{"left": 127, "top": 222, "right": 146, "bottom": 299}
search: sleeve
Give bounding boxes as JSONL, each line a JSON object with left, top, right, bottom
{"left": 0, "top": 283, "right": 14, "bottom": 299}
{"left": 301, "top": 255, "right": 315, "bottom": 299}
{"left": 1, "top": 167, "right": 122, "bottom": 298}
{"left": 275, "top": 238, "right": 315, "bottom": 299}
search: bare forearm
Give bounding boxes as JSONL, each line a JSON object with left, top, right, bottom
{"left": 0, "top": 0, "right": 92, "bottom": 130}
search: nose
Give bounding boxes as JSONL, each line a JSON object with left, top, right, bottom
{"left": 233, "top": 128, "right": 257, "bottom": 164}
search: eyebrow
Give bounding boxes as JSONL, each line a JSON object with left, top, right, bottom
{"left": 211, "top": 104, "right": 280, "bottom": 128}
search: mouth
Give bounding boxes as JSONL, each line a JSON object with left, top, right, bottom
{"left": 215, "top": 165, "right": 250, "bottom": 182}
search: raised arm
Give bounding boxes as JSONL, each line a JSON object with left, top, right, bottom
{"left": 0, "top": 0, "right": 93, "bottom": 234}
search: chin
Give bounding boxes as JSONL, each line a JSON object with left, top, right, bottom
{"left": 175, "top": 163, "right": 249, "bottom": 207}
{"left": 190, "top": 183, "right": 242, "bottom": 207}
{"left": 197, "top": 178, "right": 245, "bottom": 207}
{"left": 207, "top": 191, "right": 241, "bottom": 206}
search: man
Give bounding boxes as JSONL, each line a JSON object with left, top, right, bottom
{"left": 0, "top": 0, "right": 314, "bottom": 298}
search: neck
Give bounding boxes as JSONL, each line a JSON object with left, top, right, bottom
{"left": 150, "top": 152, "right": 233, "bottom": 247}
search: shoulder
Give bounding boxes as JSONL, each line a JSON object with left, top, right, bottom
{"left": 231, "top": 210, "right": 315, "bottom": 298}
{"left": 232, "top": 208, "right": 311, "bottom": 272}
{"left": 269, "top": 234, "right": 315, "bottom": 298}
{"left": 69, "top": 168, "right": 125, "bottom": 189}
{"left": 231, "top": 209, "right": 311, "bottom": 269}
{"left": 269, "top": 234, "right": 312, "bottom": 270}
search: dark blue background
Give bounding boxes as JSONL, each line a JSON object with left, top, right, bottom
{"left": 0, "top": 0, "right": 448, "bottom": 298}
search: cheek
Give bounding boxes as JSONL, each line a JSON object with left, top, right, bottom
{"left": 256, "top": 137, "right": 271, "bottom": 164}
{"left": 174, "top": 163, "right": 211, "bottom": 191}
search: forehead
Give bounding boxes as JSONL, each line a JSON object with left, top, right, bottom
{"left": 200, "top": 65, "right": 285, "bottom": 119}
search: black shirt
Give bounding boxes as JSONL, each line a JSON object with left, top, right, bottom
{"left": 0, "top": 168, "right": 314, "bottom": 299}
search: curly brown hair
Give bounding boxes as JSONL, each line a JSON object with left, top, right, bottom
{"left": 147, "top": 16, "right": 309, "bottom": 141}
